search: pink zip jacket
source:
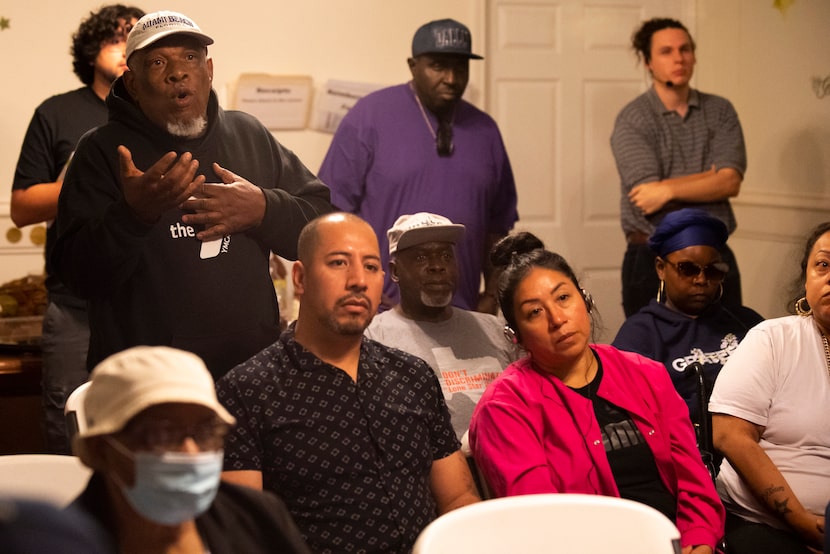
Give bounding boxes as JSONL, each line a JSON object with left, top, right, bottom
{"left": 470, "top": 343, "right": 724, "bottom": 550}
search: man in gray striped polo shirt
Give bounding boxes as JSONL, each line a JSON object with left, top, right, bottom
{"left": 611, "top": 17, "right": 746, "bottom": 318}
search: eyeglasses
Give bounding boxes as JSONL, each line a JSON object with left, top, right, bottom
{"left": 665, "top": 260, "right": 729, "bottom": 281}
{"left": 120, "top": 418, "right": 230, "bottom": 453}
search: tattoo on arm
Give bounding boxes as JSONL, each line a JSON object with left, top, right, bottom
{"left": 773, "top": 498, "right": 792, "bottom": 516}
{"left": 761, "top": 486, "right": 785, "bottom": 501}
{"left": 761, "top": 486, "right": 794, "bottom": 518}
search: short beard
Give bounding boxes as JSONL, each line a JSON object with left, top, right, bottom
{"left": 323, "top": 293, "right": 375, "bottom": 336}
{"left": 166, "top": 115, "right": 207, "bottom": 138}
{"left": 420, "top": 290, "right": 453, "bottom": 308}
{"left": 325, "top": 314, "right": 370, "bottom": 336}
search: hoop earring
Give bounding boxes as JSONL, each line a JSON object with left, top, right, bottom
{"left": 503, "top": 325, "right": 519, "bottom": 345}
{"left": 656, "top": 280, "right": 665, "bottom": 303}
{"left": 795, "top": 297, "right": 812, "bottom": 316}
{"left": 716, "top": 283, "right": 724, "bottom": 303}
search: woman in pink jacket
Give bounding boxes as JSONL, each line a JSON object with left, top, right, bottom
{"left": 469, "top": 232, "right": 724, "bottom": 554}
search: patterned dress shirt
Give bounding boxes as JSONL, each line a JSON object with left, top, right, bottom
{"left": 217, "top": 328, "right": 459, "bottom": 554}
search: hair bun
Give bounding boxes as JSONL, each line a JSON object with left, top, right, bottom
{"left": 490, "top": 232, "right": 545, "bottom": 267}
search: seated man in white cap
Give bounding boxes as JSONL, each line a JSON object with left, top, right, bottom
{"left": 365, "top": 212, "right": 516, "bottom": 441}
{"left": 68, "top": 346, "right": 310, "bottom": 554}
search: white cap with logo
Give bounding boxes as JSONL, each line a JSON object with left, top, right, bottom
{"left": 126, "top": 10, "right": 213, "bottom": 61}
{"left": 387, "top": 212, "right": 466, "bottom": 255}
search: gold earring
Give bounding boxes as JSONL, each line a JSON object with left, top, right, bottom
{"left": 795, "top": 297, "right": 812, "bottom": 316}
{"left": 656, "top": 280, "right": 665, "bottom": 303}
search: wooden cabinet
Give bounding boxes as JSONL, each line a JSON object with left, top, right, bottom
{"left": 0, "top": 350, "right": 44, "bottom": 454}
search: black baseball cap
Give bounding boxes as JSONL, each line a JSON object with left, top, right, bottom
{"left": 412, "top": 18, "right": 483, "bottom": 59}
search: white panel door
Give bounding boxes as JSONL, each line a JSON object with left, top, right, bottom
{"left": 486, "top": 0, "right": 687, "bottom": 342}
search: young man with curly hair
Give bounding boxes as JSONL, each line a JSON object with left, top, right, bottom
{"left": 10, "top": 4, "right": 144, "bottom": 454}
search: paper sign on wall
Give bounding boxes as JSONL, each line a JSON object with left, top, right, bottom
{"left": 310, "top": 79, "right": 385, "bottom": 134}
{"left": 232, "top": 74, "right": 313, "bottom": 130}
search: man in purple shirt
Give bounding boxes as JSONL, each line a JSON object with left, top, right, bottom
{"left": 318, "top": 18, "right": 518, "bottom": 314}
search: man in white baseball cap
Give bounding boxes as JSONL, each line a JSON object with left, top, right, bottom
{"left": 68, "top": 346, "right": 311, "bottom": 553}
{"left": 366, "top": 213, "right": 516, "bottom": 444}
{"left": 50, "top": 9, "right": 332, "bottom": 383}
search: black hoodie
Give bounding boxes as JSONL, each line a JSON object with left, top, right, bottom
{"left": 612, "top": 299, "right": 763, "bottom": 423}
{"left": 52, "top": 77, "right": 333, "bottom": 378}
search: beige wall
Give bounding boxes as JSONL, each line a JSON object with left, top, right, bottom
{"left": 695, "top": 0, "right": 830, "bottom": 319}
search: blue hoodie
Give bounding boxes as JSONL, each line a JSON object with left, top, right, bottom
{"left": 612, "top": 299, "right": 763, "bottom": 423}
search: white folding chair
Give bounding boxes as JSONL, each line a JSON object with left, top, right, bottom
{"left": 0, "top": 454, "right": 92, "bottom": 507}
{"left": 64, "top": 380, "right": 91, "bottom": 445}
{"left": 460, "top": 430, "right": 493, "bottom": 499}
{"left": 413, "top": 493, "right": 681, "bottom": 554}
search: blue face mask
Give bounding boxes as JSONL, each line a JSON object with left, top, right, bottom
{"left": 111, "top": 441, "right": 223, "bottom": 526}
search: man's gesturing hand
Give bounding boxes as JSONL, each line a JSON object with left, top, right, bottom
{"left": 179, "top": 162, "right": 266, "bottom": 241}
{"left": 119, "top": 145, "right": 204, "bottom": 224}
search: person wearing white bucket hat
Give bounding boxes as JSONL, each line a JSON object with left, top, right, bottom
{"left": 51, "top": 10, "right": 333, "bottom": 381}
{"left": 68, "top": 345, "right": 311, "bottom": 554}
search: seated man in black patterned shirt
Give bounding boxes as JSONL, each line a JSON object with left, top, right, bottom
{"left": 217, "top": 212, "right": 480, "bottom": 554}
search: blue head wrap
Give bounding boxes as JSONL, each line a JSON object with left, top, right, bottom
{"left": 648, "top": 208, "right": 728, "bottom": 258}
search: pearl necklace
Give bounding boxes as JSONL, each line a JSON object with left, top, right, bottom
{"left": 822, "top": 332, "right": 830, "bottom": 379}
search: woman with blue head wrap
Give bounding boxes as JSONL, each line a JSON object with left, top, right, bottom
{"left": 613, "top": 209, "right": 763, "bottom": 438}
{"left": 649, "top": 208, "right": 731, "bottom": 315}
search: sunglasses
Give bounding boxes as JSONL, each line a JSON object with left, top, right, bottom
{"left": 665, "top": 259, "right": 729, "bottom": 281}
{"left": 436, "top": 120, "right": 454, "bottom": 157}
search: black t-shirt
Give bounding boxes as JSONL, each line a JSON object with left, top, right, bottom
{"left": 572, "top": 361, "right": 677, "bottom": 523}
{"left": 13, "top": 86, "right": 107, "bottom": 300}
